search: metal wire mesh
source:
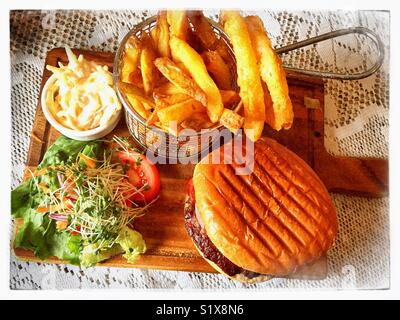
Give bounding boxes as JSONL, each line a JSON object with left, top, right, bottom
{"left": 114, "top": 16, "right": 239, "bottom": 161}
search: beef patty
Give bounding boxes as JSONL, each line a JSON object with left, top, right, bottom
{"left": 184, "top": 195, "right": 261, "bottom": 278}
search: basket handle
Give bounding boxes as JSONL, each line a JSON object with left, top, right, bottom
{"left": 275, "top": 27, "right": 385, "bottom": 80}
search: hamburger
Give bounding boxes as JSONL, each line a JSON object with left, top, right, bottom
{"left": 184, "top": 137, "right": 337, "bottom": 283}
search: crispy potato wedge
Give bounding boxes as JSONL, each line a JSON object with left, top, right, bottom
{"left": 188, "top": 11, "right": 217, "bottom": 50}
{"left": 128, "top": 68, "right": 143, "bottom": 88}
{"left": 181, "top": 112, "right": 214, "bottom": 131}
{"left": 118, "top": 81, "right": 155, "bottom": 107}
{"left": 167, "top": 10, "right": 188, "bottom": 40}
{"left": 154, "top": 57, "right": 207, "bottom": 106}
{"left": 140, "top": 46, "right": 158, "bottom": 95}
{"left": 141, "top": 101, "right": 154, "bottom": 111}
{"left": 261, "top": 82, "right": 275, "bottom": 128}
{"left": 169, "top": 36, "right": 224, "bottom": 123}
{"left": 154, "top": 75, "right": 169, "bottom": 88}
{"left": 220, "top": 90, "right": 241, "bottom": 108}
{"left": 153, "top": 82, "right": 184, "bottom": 96}
{"left": 201, "top": 51, "right": 232, "bottom": 90}
{"left": 156, "top": 11, "right": 170, "bottom": 57}
{"left": 139, "top": 30, "right": 156, "bottom": 49}
{"left": 245, "top": 15, "right": 293, "bottom": 130}
{"left": 214, "top": 38, "right": 232, "bottom": 63}
{"left": 125, "top": 94, "right": 151, "bottom": 119}
{"left": 157, "top": 99, "right": 206, "bottom": 124}
{"left": 186, "top": 27, "right": 204, "bottom": 52}
{"left": 146, "top": 109, "right": 159, "bottom": 125}
{"left": 150, "top": 26, "right": 159, "bottom": 48}
{"left": 220, "top": 11, "right": 265, "bottom": 141}
{"left": 219, "top": 108, "right": 245, "bottom": 134}
{"left": 122, "top": 46, "right": 140, "bottom": 83}
{"left": 154, "top": 93, "right": 192, "bottom": 109}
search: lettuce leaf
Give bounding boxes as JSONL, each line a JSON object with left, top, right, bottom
{"left": 12, "top": 136, "right": 147, "bottom": 267}
{"left": 117, "top": 227, "right": 147, "bottom": 263}
{"left": 79, "top": 227, "right": 146, "bottom": 267}
{"left": 38, "top": 135, "right": 101, "bottom": 169}
{"left": 80, "top": 243, "right": 123, "bottom": 268}
{"left": 14, "top": 207, "right": 81, "bottom": 264}
{"left": 11, "top": 136, "right": 102, "bottom": 265}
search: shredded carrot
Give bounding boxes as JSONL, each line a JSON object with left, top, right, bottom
{"left": 36, "top": 200, "right": 73, "bottom": 214}
{"left": 38, "top": 182, "right": 51, "bottom": 193}
{"left": 56, "top": 221, "right": 68, "bottom": 230}
{"left": 79, "top": 153, "right": 97, "bottom": 169}
{"left": 34, "top": 168, "right": 47, "bottom": 176}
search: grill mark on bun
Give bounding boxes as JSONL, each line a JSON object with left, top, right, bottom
{"left": 255, "top": 152, "right": 334, "bottom": 240}
{"left": 223, "top": 165, "right": 307, "bottom": 253}
{"left": 202, "top": 174, "right": 271, "bottom": 267}
{"left": 233, "top": 166, "right": 314, "bottom": 249}
{"left": 217, "top": 171, "right": 296, "bottom": 261}
{"left": 251, "top": 161, "right": 325, "bottom": 251}
{"left": 205, "top": 174, "right": 277, "bottom": 259}
{"left": 191, "top": 137, "right": 337, "bottom": 277}
{"left": 261, "top": 140, "right": 333, "bottom": 211}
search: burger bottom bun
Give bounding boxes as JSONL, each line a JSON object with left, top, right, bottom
{"left": 193, "top": 240, "right": 273, "bottom": 284}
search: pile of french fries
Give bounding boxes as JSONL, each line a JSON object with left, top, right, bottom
{"left": 119, "top": 10, "right": 293, "bottom": 141}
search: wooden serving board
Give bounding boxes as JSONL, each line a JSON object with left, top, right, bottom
{"left": 13, "top": 48, "right": 388, "bottom": 280}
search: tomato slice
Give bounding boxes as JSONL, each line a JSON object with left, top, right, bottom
{"left": 118, "top": 151, "right": 161, "bottom": 204}
{"left": 70, "top": 225, "right": 81, "bottom": 236}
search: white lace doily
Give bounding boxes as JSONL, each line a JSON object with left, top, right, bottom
{"left": 10, "top": 9, "right": 389, "bottom": 290}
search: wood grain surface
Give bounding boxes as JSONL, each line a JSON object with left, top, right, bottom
{"left": 13, "top": 48, "right": 388, "bottom": 280}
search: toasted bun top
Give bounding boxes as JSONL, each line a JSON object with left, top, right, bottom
{"left": 193, "top": 137, "right": 337, "bottom": 276}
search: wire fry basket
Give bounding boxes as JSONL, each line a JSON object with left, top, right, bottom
{"left": 114, "top": 15, "right": 384, "bottom": 161}
{"left": 113, "top": 16, "right": 240, "bottom": 161}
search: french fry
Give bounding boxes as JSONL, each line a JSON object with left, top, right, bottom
{"left": 181, "top": 112, "right": 214, "bottom": 131}
{"left": 140, "top": 46, "right": 158, "bottom": 95}
{"left": 220, "top": 11, "right": 265, "bottom": 141}
{"left": 188, "top": 11, "right": 218, "bottom": 50}
{"left": 220, "top": 90, "right": 241, "bottom": 108}
{"left": 245, "top": 15, "right": 294, "bottom": 130}
{"left": 154, "top": 93, "right": 192, "bottom": 109}
{"left": 122, "top": 44, "right": 140, "bottom": 83}
{"left": 214, "top": 38, "right": 232, "bottom": 63}
{"left": 146, "top": 110, "right": 159, "bottom": 125}
{"left": 169, "top": 36, "right": 224, "bottom": 123}
{"left": 219, "top": 108, "right": 244, "bottom": 134}
{"left": 139, "top": 29, "right": 156, "bottom": 49}
{"left": 128, "top": 68, "right": 144, "bottom": 88}
{"left": 142, "top": 101, "right": 154, "bottom": 111}
{"left": 167, "top": 10, "right": 188, "bottom": 40}
{"left": 175, "top": 61, "right": 189, "bottom": 74}
{"left": 261, "top": 82, "right": 274, "bottom": 126}
{"left": 154, "top": 57, "right": 207, "bottom": 106}
{"left": 151, "top": 93, "right": 198, "bottom": 126}
{"left": 118, "top": 81, "right": 155, "bottom": 107}
{"left": 150, "top": 26, "right": 159, "bottom": 48}
{"left": 153, "top": 82, "right": 184, "bottom": 96}
{"left": 156, "top": 11, "right": 170, "bottom": 57}
{"left": 125, "top": 94, "right": 151, "bottom": 119}
{"left": 157, "top": 99, "right": 206, "bottom": 124}
{"left": 186, "top": 27, "right": 204, "bottom": 52}
{"left": 201, "top": 51, "right": 232, "bottom": 90}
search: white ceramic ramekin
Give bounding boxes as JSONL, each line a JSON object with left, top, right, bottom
{"left": 41, "top": 74, "right": 122, "bottom": 141}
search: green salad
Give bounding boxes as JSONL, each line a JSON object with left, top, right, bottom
{"left": 11, "top": 136, "right": 159, "bottom": 267}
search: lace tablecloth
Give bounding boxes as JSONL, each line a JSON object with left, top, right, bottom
{"left": 10, "top": 9, "right": 390, "bottom": 290}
